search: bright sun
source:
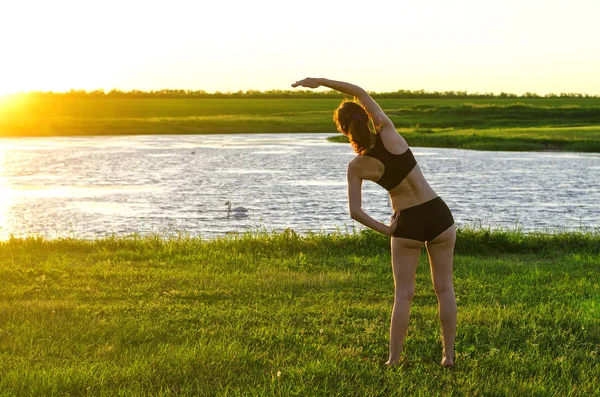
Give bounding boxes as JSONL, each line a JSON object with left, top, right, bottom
{"left": 0, "top": 2, "right": 131, "bottom": 96}
{"left": 0, "top": 54, "right": 114, "bottom": 96}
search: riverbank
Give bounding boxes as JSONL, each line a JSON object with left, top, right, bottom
{"left": 329, "top": 125, "right": 600, "bottom": 152}
{"left": 1, "top": 229, "right": 598, "bottom": 395}
{"left": 2, "top": 97, "right": 600, "bottom": 152}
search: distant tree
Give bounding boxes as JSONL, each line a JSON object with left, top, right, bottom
{"left": 9, "top": 89, "right": 598, "bottom": 99}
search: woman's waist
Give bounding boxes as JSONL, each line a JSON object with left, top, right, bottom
{"left": 390, "top": 187, "right": 438, "bottom": 212}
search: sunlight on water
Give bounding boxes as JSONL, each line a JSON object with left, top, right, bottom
{"left": 0, "top": 184, "right": 14, "bottom": 235}
{"left": 293, "top": 180, "right": 347, "bottom": 187}
{"left": 0, "top": 133, "right": 598, "bottom": 240}
{"left": 0, "top": 150, "right": 13, "bottom": 235}
{"left": 68, "top": 201, "right": 152, "bottom": 216}
{"left": 219, "top": 169, "right": 284, "bottom": 174}
{"left": 4, "top": 185, "right": 157, "bottom": 199}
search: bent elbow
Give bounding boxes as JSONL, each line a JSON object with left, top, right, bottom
{"left": 349, "top": 210, "right": 361, "bottom": 220}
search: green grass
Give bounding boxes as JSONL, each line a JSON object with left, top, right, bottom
{"left": 1, "top": 97, "right": 599, "bottom": 144}
{"left": 1, "top": 229, "right": 598, "bottom": 395}
{"left": 329, "top": 125, "right": 600, "bottom": 152}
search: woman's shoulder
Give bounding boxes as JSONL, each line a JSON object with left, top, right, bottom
{"left": 376, "top": 127, "right": 410, "bottom": 154}
{"left": 348, "top": 154, "right": 374, "bottom": 171}
{"left": 371, "top": 111, "right": 395, "bottom": 132}
{"left": 348, "top": 154, "right": 365, "bottom": 168}
{"left": 347, "top": 153, "right": 385, "bottom": 182}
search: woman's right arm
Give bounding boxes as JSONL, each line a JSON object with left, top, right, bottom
{"left": 347, "top": 158, "right": 400, "bottom": 236}
{"left": 292, "top": 77, "right": 394, "bottom": 129}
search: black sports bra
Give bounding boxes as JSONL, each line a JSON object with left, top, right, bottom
{"left": 363, "top": 133, "right": 417, "bottom": 191}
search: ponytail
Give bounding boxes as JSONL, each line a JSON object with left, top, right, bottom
{"left": 347, "top": 114, "right": 374, "bottom": 154}
{"left": 334, "top": 101, "right": 375, "bottom": 154}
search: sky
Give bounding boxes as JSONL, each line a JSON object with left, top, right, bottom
{"left": 1, "top": 0, "right": 599, "bottom": 96}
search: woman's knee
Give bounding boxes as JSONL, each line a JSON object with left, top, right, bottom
{"left": 395, "top": 286, "right": 415, "bottom": 302}
{"left": 433, "top": 281, "right": 454, "bottom": 296}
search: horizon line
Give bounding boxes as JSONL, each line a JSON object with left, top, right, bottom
{"left": 2, "top": 88, "right": 598, "bottom": 98}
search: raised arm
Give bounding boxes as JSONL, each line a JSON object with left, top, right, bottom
{"left": 292, "top": 77, "right": 393, "bottom": 129}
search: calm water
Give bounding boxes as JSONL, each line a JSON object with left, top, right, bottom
{"left": 1, "top": 133, "right": 599, "bottom": 240}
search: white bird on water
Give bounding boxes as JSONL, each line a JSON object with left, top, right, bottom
{"left": 225, "top": 201, "right": 248, "bottom": 212}
{"left": 225, "top": 201, "right": 249, "bottom": 218}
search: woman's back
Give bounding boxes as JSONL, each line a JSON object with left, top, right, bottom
{"left": 369, "top": 126, "right": 438, "bottom": 211}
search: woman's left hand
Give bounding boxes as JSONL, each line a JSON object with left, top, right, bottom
{"left": 388, "top": 212, "right": 401, "bottom": 236}
{"left": 291, "top": 78, "right": 321, "bottom": 89}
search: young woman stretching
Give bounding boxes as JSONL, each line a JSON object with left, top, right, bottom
{"left": 292, "top": 78, "right": 457, "bottom": 367}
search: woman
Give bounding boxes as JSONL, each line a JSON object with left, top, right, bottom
{"left": 292, "top": 78, "right": 457, "bottom": 367}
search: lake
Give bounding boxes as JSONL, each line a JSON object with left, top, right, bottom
{"left": 1, "top": 133, "right": 599, "bottom": 240}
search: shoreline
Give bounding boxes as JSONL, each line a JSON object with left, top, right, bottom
{"left": 328, "top": 126, "right": 600, "bottom": 152}
{"left": 2, "top": 128, "right": 600, "bottom": 153}
{"left": 2, "top": 227, "right": 599, "bottom": 248}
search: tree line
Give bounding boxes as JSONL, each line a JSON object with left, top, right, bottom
{"left": 6, "top": 88, "right": 598, "bottom": 99}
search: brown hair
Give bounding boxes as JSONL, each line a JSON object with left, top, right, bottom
{"left": 333, "top": 100, "right": 376, "bottom": 154}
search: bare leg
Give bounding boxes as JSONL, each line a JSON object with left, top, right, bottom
{"left": 386, "top": 237, "right": 423, "bottom": 366}
{"left": 425, "top": 225, "right": 457, "bottom": 367}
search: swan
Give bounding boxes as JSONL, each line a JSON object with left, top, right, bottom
{"left": 225, "top": 201, "right": 248, "bottom": 212}
{"left": 228, "top": 211, "right": 248, "bottom": 219}
{"left": 225, "top": 201, "right": 249, "bottom": 219}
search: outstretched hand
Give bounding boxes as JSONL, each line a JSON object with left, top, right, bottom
{"left": 291, "top": 78, "right": 320, "bottom": 89}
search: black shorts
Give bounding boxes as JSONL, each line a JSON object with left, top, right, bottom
{"left": 392, "top": 197, "right": 454, "bottom": 242}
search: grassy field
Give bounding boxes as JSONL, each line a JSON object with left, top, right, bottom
{"left": 1, "top": 96, "right": 600, "bottom": 151}
{"left": 330, "top": 125, "right": 600, "bottom": 152}
{"left": 1, "top": 229, "right": 598, "bottom": 395}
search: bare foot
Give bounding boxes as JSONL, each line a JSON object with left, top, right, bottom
{"left": 441, "top": 350, "right": 454, "bottom": 367}
{"left": 384, "top": 358, "right": 404, "bottom": 368}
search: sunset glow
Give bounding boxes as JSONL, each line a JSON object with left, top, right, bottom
{"left": 1, "top": 0, "right": 599, "bottom": 96}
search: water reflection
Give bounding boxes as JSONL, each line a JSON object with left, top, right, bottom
{"left": 0, "top": 149, "right": 14, "bottom": 235}
{"left": 0, "top": 133, "right": 599, "bottom": 240}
